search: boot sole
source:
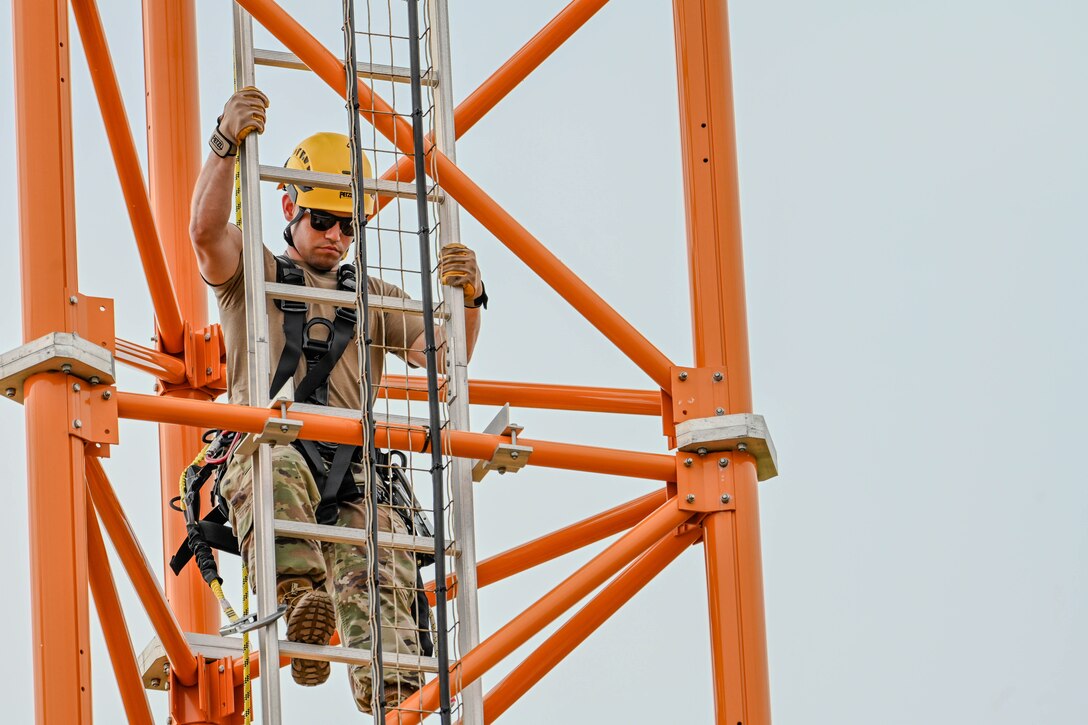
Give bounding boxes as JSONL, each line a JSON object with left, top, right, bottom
{"left": 285, "top": 589, "right": 337, "bottom": 686}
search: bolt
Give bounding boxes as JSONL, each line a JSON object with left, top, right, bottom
{"left": 68, "top": 295, "right": 78, "bottom": 304}
{"left": 204, "top": 332, "right": 212, "bottom": 342}
{"left": 89, "top": 376, "right": 100, "bottom": 385}
{"left": 72, "top": 419, "right": 83, "bottom": 429}
{"left": 101, "top": 390, "right": 112, "bottom": 400}
{"left": 72, "top": 383, "right": 81, "bottom": 392}
{"left": 218, "top": 664, "right": 225, "bottom": 673}
{"left": 718, "top": 458, "right": 729, "bottom": 468}
{"left": 497, "top": 467, "right": 507, "bottom": 475}
{"left": 697, "top": 447, "right": 709, "bottom": 457}
{"left": 685, "top": 494, "right": 696, "bottom": 503}
{"left": 683, "top": 457, "right": 693, "bottom": 467}
{"left": 150, "top": 678, "right": 161, "bottom": 689}
{"left": 61, "top": 363, "right": 72, "bottom": 373}
{"left": 280, "top": 424, "right": 289, "bottom": 433}
{"left": 737, "top": 442, "right": 748, "bottom": 453}
{"left": 150, "top": 336, "right": 157, "bottom": 343}
{"left": 5, "top": 388, "right": 15, "bottom": 398}
{"left": 510, "top": 450, "right": 519, "bottom": 459}
{"left": 713, "top": 371, "right": 723, "bottom": 382}
{"left": 715, "top": 407, "right": 724, "bottom": 415}
{"left": 163, "top": 663, "right": 170, "bottom": 674}
{"left": 206, "top": 367, "right": 213, "bottom": 376}
{"left": 721, "top": 494, "right": 731, "bottom": 504}
{"left": 678, "top": 371, "right": 688, "bottom": 381}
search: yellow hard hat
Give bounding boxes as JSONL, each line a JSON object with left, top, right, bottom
{"left": 282, "top": 132, "right": 374, "bottom": 216}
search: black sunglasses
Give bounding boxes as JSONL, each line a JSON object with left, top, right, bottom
{"left": 305, "top": 207, "right": 356, "bottom": 237}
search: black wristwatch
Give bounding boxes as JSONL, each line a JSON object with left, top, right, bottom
{"left": 465, "top": 280, "right": 488, "bottom": 310}
{"left": 209, "top": 125, "right": 237, "bottom": 158}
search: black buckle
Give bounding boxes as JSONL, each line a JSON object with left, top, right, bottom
{"left": 276, "top": 298, "right": 308, "bottom": 314}
{"left": 334, "top": 305, "right": 357, "bottom": 324}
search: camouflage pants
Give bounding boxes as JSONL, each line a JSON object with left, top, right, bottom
{"left": 219, "top": 443, "right": 423, "bottom": 712}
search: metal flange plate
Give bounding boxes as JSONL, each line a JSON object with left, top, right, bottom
{"left": 675, "top": 413, "right": 779, "bottom": 481}
{"left": 0, "top": 332, "right": 115, "bottom": 404}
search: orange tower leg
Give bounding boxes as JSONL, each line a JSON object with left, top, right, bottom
{"left": 672, "top": 0, "right": 773, "bottom": 722}
{"left": 12, "top": 1, "right": 92, "bottom": 721}
{"left": 141, "top": 1, "right": 222, "bottom": 722}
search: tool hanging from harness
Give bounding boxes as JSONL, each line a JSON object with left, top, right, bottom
{"left": 170, "top": 254, "right": 436, "bottom": 653}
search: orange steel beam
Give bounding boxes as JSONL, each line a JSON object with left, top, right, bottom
{"left": 380, "top": 375, "right": 661, "bottom": 416}
{"left": 672, "top": 1, "right": 772, "bottom": 722}
{"left": 13, "top": 0, "right": 92, "bottom": 720}
{"left": 70, "top": 0, "right": 185, "bottom": 354}
{"left": 85, "top": 457, "right": 199, "bottom": 685}
{"left": 141, "top": 2, "right": 223, "bottom": 721}
{"left": 86, "top": 500, "right": 155, "bottom": 725}
{"left": 114, "top": 392, "right": 677, "bottom": 481}
{"left": 236, "top": 0, "right": 674, "bottom": 390}
{"left": 116, "top": 337, "right": 188, "bottom": 384}
{"left": 482, "top": 525, "right": 701, "bottom": 721}
{"left": 389, "top": 499, "right": 690, "bottom": 723}
{"left": 374, "top": 0, "right": 610, "bottom": 209}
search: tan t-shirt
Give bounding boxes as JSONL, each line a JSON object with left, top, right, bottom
{"left": 213, "top": 247, "right": 425, "bottom": 409}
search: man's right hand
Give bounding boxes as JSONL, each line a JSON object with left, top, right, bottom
{"left": 218, "top": 86, "right": 269, "bottom": 145}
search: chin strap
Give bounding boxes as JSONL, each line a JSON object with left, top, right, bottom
{"left": 282, "top": 205, "right": 306, "bottom": 248}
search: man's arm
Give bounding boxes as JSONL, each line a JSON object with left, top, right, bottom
{"left": 189, "top": 87, "right": 269, "bottom": 285}
{"left": 407, "top": 243, "right": 483, "bottom": 372}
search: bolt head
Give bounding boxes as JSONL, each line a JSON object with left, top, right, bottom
{"left": 102, "top": 390, "right": 112, "bottom": 400}
{"left": 5, "top": 388, "right": 15, "bottom": 398}
{"left": 737, "top": 442, "right": 749, "bottom": 453}
{"left": 696, "top": 447, "right": 709, "bottom": 457}
{"left": 68, "top": 295, "right": 78, "bottom": 304}
{"left": 218, "top": 664, "right": 225, "bottom": 673}
{"left": 685, "top": 494, "right": 696, "bottom": 503}
{"left": 715, "top": 407, "right": 724, "bottom": 415}
{"left": 683, "top": 457, "right": 693, "bottom": 467}
{"left": 206, "top": 366, "right": 213, "bottom": 376}
{"left": 713, "top": 371, "right": 723, "bottom": 381}
{"left": 61, "top": 363, "right": 73, "bottom": 374}
{"left": 89, "top": 376, "right": 100, "bottom": 385}
{"left": 72, "top": 383, "right": 81, "bottom": 392}
{"left": 204, "top": 332, "right": 212, "bottom": 342}
{"left": 720, "top": 494, "right": 731, "bottom": 504}
{"left": 72, "top": 419, "right": 83, "bottom": 429}
{"left": 150, "top": 678, "right": 161, "bottom": 688}
{"left": 280, "top": 424, "right": 289, "bottom": 433}
{"left": 510, "top": 450, "right": 519, "bottom": 459}
{"left": 497, "top": 467, "right": 507, "bottom": 475}
{"left": 718, "top": 458, "right": 729, "bottom": 468}
{"left": 678, "top": 371, "right": 688, "bottom": 381}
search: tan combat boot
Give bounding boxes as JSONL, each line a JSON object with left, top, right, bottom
{"left": 277, "top": 577, "right": 337, "bottom": 686}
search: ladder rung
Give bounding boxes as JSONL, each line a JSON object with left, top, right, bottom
{"left": 259, "top": 165, "right": 444, "bottom": 203}
{"left": 264, "top": 282, "right": 449, "bottom": 319}
{"left": 290, "top": 402, "right": 447, "bottom": 430}
{"left": 274, "top": 519, "right": 457, "bottom": 556}
{"left": 253, "top": 47, "right": 439, "bottom": 88}
{"left": 184, "top": 631, "right": 440, "bottom": 672}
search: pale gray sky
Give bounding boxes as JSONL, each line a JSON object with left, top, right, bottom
{"left": 1, "top": 1, "right": 1086, "bottom": 723}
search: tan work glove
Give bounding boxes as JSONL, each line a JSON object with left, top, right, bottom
{"left": 438, "top": 243, "right": 482, "bottom": 305}
{"left": 218, "top": 86, "right": 269, "bottom": 145}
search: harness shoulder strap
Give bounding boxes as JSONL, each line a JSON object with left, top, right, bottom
{"left": 269, "top": 254, "right": 308, "bottom": 399}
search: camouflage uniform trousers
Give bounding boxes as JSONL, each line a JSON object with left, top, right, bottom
{"left": 219, "top": 443, "right": 424, "bottom": 712}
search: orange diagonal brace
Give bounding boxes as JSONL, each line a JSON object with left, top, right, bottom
{"left": 86, "top": 498, "right": 155, "bottom": 725}
{"left": 115, "top": 337, "right": 187, "bottom": 384}
{"left": 374, "top": 0, "right": 610, "bottom": 208}
{"left": 114, "top": 393, "right": 677, "bottom": 481}
{"left": 85, "top": 457, "right": 198, "bottom": 686}
{"left": 380, "top": 375, "right": 661, "bottom": 416}
{"left": 69, "top": 0, "right": 185, "bottom": 353}
{"left": 236, "top": 0, "right": 675, "bottom": 390}
{"left": 482, "top": 525, "right": 701, "bottom": 721}
{"left": 426, "top": 488, "right": 667, "bottom": 605}
{"left": 388, "top": 498, "right": 690, "bottom": 723}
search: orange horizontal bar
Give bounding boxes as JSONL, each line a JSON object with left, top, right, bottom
{"left": 115, "top": 393, "right": 676, "bottom": 481}
{"left": 390, "top": 499, "right": 690, "bottom": 723}
{"left": 238, "top": 0, "right": 675, "bottom": 391}
{"left": 374, "top": 0, "right": 609, "bottom": 209}
{"left": 380, "top": 375, "right": 661, "bottom": 416}
{"left": 70, "top": 0, "right": 185, "bottom": 352}
{"left": 85, "top": 456, "right": 198, "bottom": 685}
{"left": 483, "top": 525, "right": 700, "bottom": 721}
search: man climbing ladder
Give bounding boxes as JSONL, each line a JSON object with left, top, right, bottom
{"left": 188, "top": 86, "right": 485, "bottom": 713}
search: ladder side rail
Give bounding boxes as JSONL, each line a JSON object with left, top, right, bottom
{"left": 233, "top": 6, "right": 283, "bottom": 724}
{"left": 406, "top": 1, "right": 453, "bottom": 720}
{"left": 425, "top": 1, "right": 484, "bottom": 722}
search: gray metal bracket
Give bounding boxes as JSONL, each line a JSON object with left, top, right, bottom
{"left": 236, "top": 400, "right": 304, "bottom": 456}
{"left": 472, "top": 403, "right": 532, "bottom": 481}
{"left": 675, "top": 413, "right": 779, "bottom": 481}
{"left": 0, "top": 332, "right": 115, "bottom": 403}
{"left": 218, "top": 604, "right": 287, "bottom": 637}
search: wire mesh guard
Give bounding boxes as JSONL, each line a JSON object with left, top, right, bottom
{"left": 230, "top": 0, "right": 464, "bottom": 721}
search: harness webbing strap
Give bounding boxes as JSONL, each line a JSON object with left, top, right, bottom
{"left": 269, "top": 256, "right": 308, "bottom": 398}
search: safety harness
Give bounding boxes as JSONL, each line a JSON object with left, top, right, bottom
{"left": 170, "top": 254, "right": 435, "bottom": 654}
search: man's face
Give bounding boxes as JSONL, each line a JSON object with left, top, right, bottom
{"left": 282, "top": 195, "right": 352, "bottom": 272}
